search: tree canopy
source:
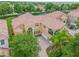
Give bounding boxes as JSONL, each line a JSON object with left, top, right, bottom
{"left": 47, "top": 30, "right": 74, "bottom": 57}
{"left": 62, "top": 33, "right": 79, "bottom": 56}
{"left": 49, "top": 30, "right": 73, "bottom": 45}
{"left": 0, "top": 2, "right": 79, "bottom": 16}
{"left": 0, "top": 2, "right": 13, "bottom": 15}
{"left": 10, "top": 32, "right": 40, "bottom": 57}
{"left": 45, "top": 3, "right": 59, "bottom": 12}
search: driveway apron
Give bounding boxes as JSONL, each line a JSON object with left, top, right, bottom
{"left": 38, "top": 36, "right": 50, "bottom": 57}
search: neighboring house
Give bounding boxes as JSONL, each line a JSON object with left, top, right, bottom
{"left": 0, "top": 20, "right": 9, "bottom": 56}
{"left": 12, "top": 11, "right": 67, "bottom": 39}
{"left": 68, "top": 9, "right": 79, "bottom": 29}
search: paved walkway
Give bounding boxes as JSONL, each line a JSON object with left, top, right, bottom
{"left": 38, "top": 36, "right": 50, "bottom": 57}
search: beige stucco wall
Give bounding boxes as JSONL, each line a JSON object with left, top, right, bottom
{"left": 13, "top": 23, "right": 52, "bottom": 38}
{"left": 0, "top": 48, "right": 10, "bottom": 57}
{"left": 13, "top": 24, "right": 35, "bottom": 35}
{"left": 25, "top": 24, "right": 34, "bottom": 32}
{"left": 40, "top": 24, "right": 52, "bottom": 39}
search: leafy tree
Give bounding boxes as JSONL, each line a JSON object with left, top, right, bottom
{"left": 70, "top": 4, "right": 77, "bottom": 9}
{"left": 50, "top": 30, "right": 72, "bottom": 45}
{"left": 60, "top": 4, "right": 71, "bottom": 13}
{"left": 45, "top": 3, "right": 59, "bottom": 12}
{"left": 75, "top": 3, "right": 79, "bottom": 8}
{"left": 14, "top": 2, "right": 36, "bottom": 13}
{"left": 47, "top": 30, "right": 73, "bottom": 57}
{"left": 14, "top": 2, "right": 24, "bottom": 13}
{"left": 25, "top": 3, "right": 36, "bottom": 12}
{"left": 62, "top": 33, "right": 79, "bottom": 56}
{"left": 61, "top": 40, "right": 75, "bottom": 57}
{"left": 73, "top": 33, "right": 79, "bottom": 56}
{"left": 0, "top": 2, "right": 13, "bottom": 15}
{"left": 65, "top": 3, "right": 79, "bottom": 10}
{"left": 10, "top": 32, "right": 40, "bottom": 57}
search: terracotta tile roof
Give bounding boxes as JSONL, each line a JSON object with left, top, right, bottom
{"left": 12, "top": 11, "right": 67, "bottom": 33}
{"left": 45, "top": 11, "right": 67, "bottom": 20}
{"left": 41, "top": 18, "right": 65, "bottom": 30}
{"left": 0, "top": 20, "right": 8, "bottom": 40}
{"left": 68, "top": 9, "right": 79, "bottom": 17}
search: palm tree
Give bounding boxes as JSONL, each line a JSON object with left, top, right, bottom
{"left": 48, "top": 30, "right": 73, "bottom": 56}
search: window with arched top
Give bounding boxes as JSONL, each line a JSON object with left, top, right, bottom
{"left": 27, "top": 28, "right": 32, "bottom": 33}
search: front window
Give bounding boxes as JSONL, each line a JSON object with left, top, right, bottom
{"left": 0, "top": 40, "right": 5, "bottom": 45}
{"left": 48, "top": 29, "right": 53, "bottom": 35}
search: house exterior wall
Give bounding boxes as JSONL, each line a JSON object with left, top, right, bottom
{"left": 13, "top": 23, "right": 53, "bottom": 39}
{"left": 40, "top": 24, "right": 52, "bottom": 39}
{"left": 14, "top": 23, "right": 42, "bottom": 34}
{"left": 25, "top": 24, "right": 34, "bottom": 32}
{"left": 0, "top": 48, "right": 10, "bottom": 57}
{"left": 0, "top": 20, "right": 9, "bottom": 57}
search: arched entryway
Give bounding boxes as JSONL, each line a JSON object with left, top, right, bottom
{"left": 27, "top": 27, "right": 32, "bottom": 33}
{"left": 33, "top": 29, "right": 41, "bottom": 36}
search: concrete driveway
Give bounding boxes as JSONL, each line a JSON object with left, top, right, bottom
{"left": 38, "top": 36, "right": 51, "bottom": 57}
